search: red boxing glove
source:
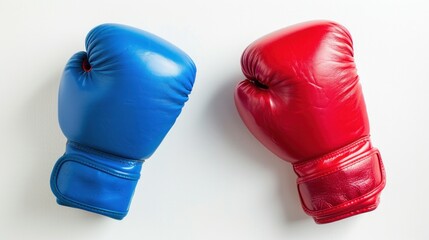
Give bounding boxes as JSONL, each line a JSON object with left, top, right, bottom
{"left": 234, "top": 20, "right": 386, "bottom": 224}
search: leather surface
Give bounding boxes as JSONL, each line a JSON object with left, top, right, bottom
{"left": 234, "top": 20, "right": 385, "bottom": 223}
{"left": 50, "top": 23, "right": 196, "bottom": 219}
{"left": 294, "top": 137, "right": 385, "bottom": 223}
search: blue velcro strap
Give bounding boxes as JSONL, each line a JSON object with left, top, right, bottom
{"left": 50, "top": 142, "right": 143, "bottom": 220}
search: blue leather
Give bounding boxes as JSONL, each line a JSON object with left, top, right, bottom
{"left": 50, "top": 23, "right": 196, "bottom": 219}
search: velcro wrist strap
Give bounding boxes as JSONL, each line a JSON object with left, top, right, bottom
{"left": 50, "top": 142, "right": 143, "bottom": 220}
{"left": 293, "top": 137, "right": 386, "bottom": 224}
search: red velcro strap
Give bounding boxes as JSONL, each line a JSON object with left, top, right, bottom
{"left": 293, "top": 137, "right": 386, "bottom": 223}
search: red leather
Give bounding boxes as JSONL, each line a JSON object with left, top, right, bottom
{"left": 234, "top": 20, "right": 386, "bottom": 224}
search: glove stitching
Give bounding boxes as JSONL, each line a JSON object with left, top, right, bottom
{"left": 294, "top": 136, "right": 369, "bottom": 169}
{"left": 57, "top": 194, "right": 126, "bottom": 218}
{"left": 69, "top": 141, "right": 145, "bottom": 164}
{"left": 315, "top": 204, "right": 378, "bottom": 224}
{"left": 62, "top": 156, "right": 140, "bottom": 180}
{"left": 297, "top": 149, "right": 378, "bottom": 184}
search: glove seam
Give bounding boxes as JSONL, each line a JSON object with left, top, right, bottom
{"left": 293, "top": 136, "right": 370, "bottom": 169}
{"left": 68, "top": 141, "right": 144, "bottom": 164}
{"left": 296, "top": 149, "right": 378, "bottom": 184}
{"left": 315, "top": 203, "right": 378, "bottom": 224}
{"left": 56, "top": 154, "right": 140, "bottom": 180}
{"left": 55, "top": 194, "right": 127, "bottom": 219}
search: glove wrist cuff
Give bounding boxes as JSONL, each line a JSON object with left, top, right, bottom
{"left": 293, "top": 137, "right": 386, "bottom": 224}
{"left": 50, "top": 142, "right": 143, "bottom": 220}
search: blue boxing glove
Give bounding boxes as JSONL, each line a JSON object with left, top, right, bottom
{"left": 50, "top": 24, "right": 196, "bottom": 220}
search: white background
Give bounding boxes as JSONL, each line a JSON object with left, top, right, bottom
{"left": 1, "top": 0, "right": 427, "bottom": 239}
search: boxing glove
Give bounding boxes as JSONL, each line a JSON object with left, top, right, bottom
{"left": 234, "top": 21, "right": 385, "bottom": 224}
{"left": 50, "top": 23, "right": 196, "bottom": 220}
